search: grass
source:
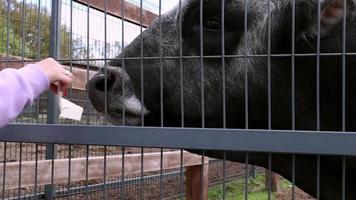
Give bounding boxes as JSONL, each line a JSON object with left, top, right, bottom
{"left": 208, "top": 174, "right": 292, "bottom": 200}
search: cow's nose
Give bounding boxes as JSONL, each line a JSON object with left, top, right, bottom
{"left": 93, "top": 69, "right": 117, "bottom": 92}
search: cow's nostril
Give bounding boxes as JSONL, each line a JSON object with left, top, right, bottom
{"left": 94, "top": 73, "right": 116, "bottom": 92}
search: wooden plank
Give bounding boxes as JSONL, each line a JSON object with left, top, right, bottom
{"left": 0, "top": 151, "right": 208, "bottom": 190}
{"left": 63, "top": 66, "right": 96, "bottom": 91}
{"left": 75, "top": 0, "right": 157, "bottom": 27}
{"left": 186, "top": 164, "right": 209, "bottom": 200}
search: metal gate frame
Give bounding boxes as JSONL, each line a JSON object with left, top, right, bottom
{"left": 1, "top": 124, "right": 356, "bottom": 156}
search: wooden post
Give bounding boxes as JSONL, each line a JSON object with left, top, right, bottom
{"left": 265, "top": 170, "right": 280, "bottom": 193}
{"left": 186, "top": 164, "right": 209, "bottom": 200}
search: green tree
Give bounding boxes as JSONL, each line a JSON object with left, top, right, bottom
{"left": 0, "top": 0, "right": 122, "bottom": 63}
{"left": 0, "top": 0, "right": 63, "bottom": 59}
{"left": 0, "top": 0, "right": 51, "bottom": 58}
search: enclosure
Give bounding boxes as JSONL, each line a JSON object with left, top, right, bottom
{"left": 0, "top": 0, "right": 355, "bottom": 199}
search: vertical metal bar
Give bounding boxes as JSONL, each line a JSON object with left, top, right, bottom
{"left": 46, "top": 0, "right": 61, "bottom": 196}
{"left": 179, "top": 0, "right": 184, "bottom": 127}
{"left": 103, "top": 146, "right": 107, "bottom": 199}
{"left": 86, "top": 0, "right": 91, "bottom": 125}
{"left": 140, "top": 147, "right": 144, "bottom": 200}
{"left": 21, "top": 0, "right": 25, "bottom": 87}
{"left": 267, "top": 0, "right": 271, "bottom": 130}
{"left": 67, "top": 4, "right": 73, "bottom": 199}
{"left": 316, "top": 0, "right": 321, "bottom": 131}
{"left": 84, "top": 145, "right": 89, "bottom": 200}
{"left": 316, "top": 155, "right": 320, "bottom": 200}
{"left": 221, "top": 0, "right": 226, "bottom": 128}
{"left": 17, "top": 143, "right": 22, "bottom": 199}
{"left": 104, "top": 0, "right": 108, "bottom": 124}
{"left": 342, "top": 0, "right": 346, "bottom": 132}
{"left": 159, "top": 1, "right": 164, "bottom": 197}
{"left": 292, "top": 154, "right": 295, "bottom": 200}
{"left": 267, "top": 4, "right": 273, "bottom": 199}
{"left": 36, "top": 97, "right": 40, "bottom": 123}
{"left": 140, "top": 0, "right": 144, "bottom": 126}
{"left": 342, "top": 156, "right": 346, "bottom": 200}
{"left": 244, "top": 0, "right": 249, "bottom": 129}
{"left": 291, "top": 0, "right": 296, "bottom": 131}
{"left": 179, "top": 149, "right": 183, "bottom": 200}
{"left": 45, "top": 144, "right": 57, "bottom": 200}
{"left": 5, "top": 0, "right": 10, "bottom": 69}
{"left": 34, "top": 144, "right": 39, "bottom": 199}
{"left": 121, "top": 0, "right": 126, "bottom": 126}
{"left": 316, "top": 2, "right": 321, "bottom": 199}
{"left": 268, "top": 153, "right": 272, "bottom": 200}
{"left": 160, "top": 148, "right": 163, "bottom": 200}
{"left": 244, "top": 153, "right": 249, "bottom": 200}
{"left": 199, "top": 0, "right": 205, "bottom": 128}
{"left": 341, "top": 3, "right": 347, "bottom": 198}
{"left": 37, "top": 0, "right": 41, "bottom": 59}
{"left": 69, "top": 0, "right": 73, "bottom": 99}
{"left": 121, "top": 146, "right": 125, "bottom": 200}
{"left": 2, "top": 142, "right": 6, "bottom": 200}
{"left": 48, "top": 0, "right": 61, "bottom": 124}
{"left": 222, "top": 151, "right": 226, "bottom": 200}
{"left": 159, "top": 0, "right": 163, "bottom": 127}
{"left": 317, "top": 155, "right": 320, "bottom": 200}
{"left": 67, "top": 145, "right": 72, "bottom": 198}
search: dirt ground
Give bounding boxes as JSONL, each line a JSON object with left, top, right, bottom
{"left": 276, "top": 187, "right": 315, "bottom": 200}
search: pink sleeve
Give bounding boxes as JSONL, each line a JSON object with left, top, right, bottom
{"left": 0, "top": 64, "right": 50, "bottom": 127}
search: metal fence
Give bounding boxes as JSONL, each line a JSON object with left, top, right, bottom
{"left": 1, "top": 0, "right": 356, "bottom": 199}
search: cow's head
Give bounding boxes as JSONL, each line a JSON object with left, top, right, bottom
{"left": 88, "top": 0, "right": 356, "bottom": 128}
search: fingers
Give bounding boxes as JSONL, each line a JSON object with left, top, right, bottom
{"left": 37, "top": 58, "right": 74, "bottom": 83}
{"left": 56, "top": 72, "right": 73, "bottom": 92}
{"left": 60, "top": 82, "right": 70, "bottom": 92}
{"left": 60, "top": 70, "right": 73, "bottom": 85}
{"left": 37, "top": 58, "right": 75, "bottom": 95}
{"left": 50, "top": 70, "right": 73, "bottom": 93}
{"left": 50, "top": 84, "right": 58, "bottom": 94}
{"left": 50, "top": 82, "right": 70, "bottom": 95}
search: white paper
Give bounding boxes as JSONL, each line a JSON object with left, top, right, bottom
{"left": 59, "top": 97, "right": 83, "bottom": 121}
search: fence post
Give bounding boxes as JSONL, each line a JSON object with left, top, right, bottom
{"left": 186, "top": 163, "right": 209, "bottom": 200}
{"left": 45, "top": 0, "right": 62, "bottom": 199}
{"left": 249, "top": 165, "right": 256, "bottom": 179}
{"left": 265, "top": 170, "right": 280, "bottom": 193}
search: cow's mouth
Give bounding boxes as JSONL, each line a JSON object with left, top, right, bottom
{"left": 87, "top": 68, "right": 150, "bottom": 126}
{"left": 107, "top": 112, "right": 142, "bottom": 126}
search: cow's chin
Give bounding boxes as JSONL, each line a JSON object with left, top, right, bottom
{"left": 106, "top": 113, "right": 142, "bottom": 126}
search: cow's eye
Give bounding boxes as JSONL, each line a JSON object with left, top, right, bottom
{"left": 204, "top": 17, "right": 221, "bottom": 30}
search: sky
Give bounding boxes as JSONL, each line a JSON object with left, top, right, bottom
{"left": 56, "top": 0, "right": 181, "bottom": 63}
{"left": 61, "top": 0, "right": 180, "bottom": 57}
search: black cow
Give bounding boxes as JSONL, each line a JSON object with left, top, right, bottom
{"left": 88, "top": 0, "right": 356, "bottom": 199}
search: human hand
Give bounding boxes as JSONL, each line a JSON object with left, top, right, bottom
{"left": 36, "top": 58, "right": 73, "bottom": 94}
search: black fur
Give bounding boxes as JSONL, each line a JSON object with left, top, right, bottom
{"left": 88, "top": 0, "right": 356, "bottom": 199}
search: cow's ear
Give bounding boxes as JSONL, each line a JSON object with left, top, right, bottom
{"left": 317, "top": 0, "right": 356, "bottom": 37}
